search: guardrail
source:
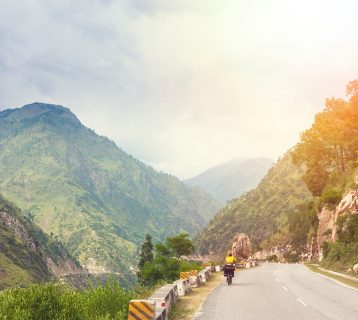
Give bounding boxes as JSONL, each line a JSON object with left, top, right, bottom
{"left": 127, "top": 263, "right": 256, "bottom": 319}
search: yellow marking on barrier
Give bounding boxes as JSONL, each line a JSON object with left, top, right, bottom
{"left": 128, "top": 301, "right": 155, "bottom": 320}
{"left": 189, "top": 270, "right": 198, "bottom": 276}
{"left": 180, "top": 272, "right": 190, "bottom": 279}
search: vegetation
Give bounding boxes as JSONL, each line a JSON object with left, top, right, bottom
{"left": 321, "top": 215, "right": 358, "bottom": 272}
{"left": 198, "top": 80, "right": 358, "bottom": 266}
{"left": 0, "top": 103, "right": 220, "bottom": 284}
{"left": 138, "top": 234, "right": 154, "bottom": 270}
{"left": 138, "top": 234, "right": 200, "bottom": 286}
{"left": 292, "top": 80, "right": 358, "bottom": 197}
{"left": 0, "top": 281, "right": 136, "bottom": 320}
{"left": 197, "top": 154, "right": 311, "bottom": 253}
{"left": 287, "top": 201, "right": 318, "bottom": 250}
{"left": 292, "top": 80, "right": 358, "bottom": 270}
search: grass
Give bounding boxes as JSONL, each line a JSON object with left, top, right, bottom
{"left": 169, "top": 272, "right": 223, "bottom": 320}
{"left": 305, "top": 264, "right": 358, "bottom": 289}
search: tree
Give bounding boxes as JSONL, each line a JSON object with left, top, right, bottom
{"left": 166, "top": 233, "right": 194, "bottom": 258}
{"left": 292, "top": 81, "right": 358, "bottom": 196}
{"left": 138, "top": 234, "right": 153, "bottom": 270}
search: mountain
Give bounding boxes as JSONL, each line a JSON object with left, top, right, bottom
{"left": 0, "top": 103, "right": 220, "bottom": 279}
{"left": 185, "top": 158, "right": 273, "bottom": 204}
{"left": 0, "top": 194, "right": 82, "bottom": 289}
{"left": 198, "top": 81, "right": 358, "bottom": 271}
{"left": 197, "top": 154, "right": 312, "bottom": 255}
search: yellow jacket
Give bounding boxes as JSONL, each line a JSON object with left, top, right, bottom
{"left": 225, "top": 256, "right": 235, "bottom": 264}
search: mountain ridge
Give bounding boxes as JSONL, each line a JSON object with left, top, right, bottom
{"left": 0, "top": 103, "right": 220, "bottom": 282}
{"left": 185, "top": 157, "right": 274, "bottom": 203}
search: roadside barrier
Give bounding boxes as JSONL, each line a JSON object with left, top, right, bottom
{"left": 180, "top": 272, "right": 189, "bottom": 280}
{"left": 128, "top": 300, "right": 156, "bottom": 320}
{"left": 127, "top": 265, "right": 225, "bottom": 320}
{"left": 179, "top": 269, "right": 198, "bottom": 279}
{"left": 174, "top": 279, "right": 192, "bottom": 296}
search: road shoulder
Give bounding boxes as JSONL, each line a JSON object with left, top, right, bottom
{"left": 305, "top": 264, "right": 358, "bottom": 290}
{"left": 170, "top": 272, "right": 224, "bottom": 320}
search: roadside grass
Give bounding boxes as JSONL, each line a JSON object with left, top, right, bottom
{"left": 169, "top": 272, "right": 223, "bottom": 320}
{"left": 305, "top": 264, "right": 358, "bottom": 289}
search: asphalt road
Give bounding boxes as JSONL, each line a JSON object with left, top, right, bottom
{"left": 197, "top": 263, "right": 358, "bottom": 320}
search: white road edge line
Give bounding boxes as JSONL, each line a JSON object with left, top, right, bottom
{"left": 314, "top": 272, "right": 358, "bottom": 292}
{"left": 282, "top": 286, "right": 288, "bottom": 291}
{"left": 297, "top": 298, "right": 308, "bottom": 307}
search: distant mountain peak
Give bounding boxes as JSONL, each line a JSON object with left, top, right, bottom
{"left": 0, "top": 102, "right": 80, "bottom": 124}
{"left": 185, "top": 157, "right": 274, "bottom": 203}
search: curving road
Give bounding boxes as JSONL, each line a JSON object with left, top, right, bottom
{"left": 197, "top": 263, "right": 358, "bottom": 320}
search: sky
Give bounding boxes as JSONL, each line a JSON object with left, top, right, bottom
{"left": 1, "top": 0, "right": 358, "bottom": 179}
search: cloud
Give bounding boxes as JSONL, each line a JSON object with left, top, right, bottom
{"left": 1, "top": 0, "right": 358, "bottom": 178}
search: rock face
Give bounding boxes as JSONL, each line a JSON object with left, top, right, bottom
{"left": 353, "top": 264, "right": 358, "bottom": 274}
{"left": 0, "top": 209, "right": 83, "bottom": 279}
{"left": 231, "top": 233, "right": 252, "bottom": 260}
{"left": 310, "top": 175, "right": 358, "bottom": 261}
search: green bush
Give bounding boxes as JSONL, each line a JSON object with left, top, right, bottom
{"left": 320, "top": 187, "right": 342, "bottom": 207}
{"left": 267, "top": 255, "right": 278, "bottom": 262}
{"left": 0, "top": 281, "right": 137, "bottom": 320}
{"left": 283, "top": 252, "right": 300, "bottom": 263}
{"left": 321, "top": 215, "right": 358, "bottom": 272}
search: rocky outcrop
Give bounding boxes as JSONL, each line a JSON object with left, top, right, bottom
{"left": 353, "top": 264, "right": 358, "bottom": 274}
{"left": 0, "top": 211, "right": 36, "bottom": 250}
{"left": 0, "top": 209, "right": 83, "bottom": 279}
{"left": 310, "top": 174, "right": 358, "bottom": 261}
{"left": 231, "top": 233, "right": 251, "bottom": 260}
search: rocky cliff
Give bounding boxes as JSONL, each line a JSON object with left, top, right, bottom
{"left": 0, "top": 195, "right": 84, "bottom": 289}
{"left": 231, "top": 233, "right": 252, "bottom": 260}
{"left": 310, "top": 174, "right": 358, "bottom": 262}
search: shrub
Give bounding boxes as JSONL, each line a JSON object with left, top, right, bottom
{"left": 0, "top": 281, "right": 137, "bottom": 320}
{"left": 267, "top": 255, "right": 278, "bottom": 262}
{"left": 320, "top": 187, "right": 342, "bottom": 207}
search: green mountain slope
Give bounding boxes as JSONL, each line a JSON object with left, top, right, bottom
{"left": 185, "top": 157, "right": 273, "bottom": 204}
{"left": 0, "top": 103, "right": 220, "bottom": 276}
{"left": 0, "top": 194, "right": 81, "bottom": 289}
{"left": 197, "top": 154, "right": 312, "bottom": 254}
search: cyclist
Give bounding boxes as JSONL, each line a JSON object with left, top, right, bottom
{"left": 224, "top": 252, "right": 236, "bottom": 278}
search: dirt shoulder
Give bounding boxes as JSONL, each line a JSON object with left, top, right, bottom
{"left": 170, "top": 272, "right": 224, "bottom": 320}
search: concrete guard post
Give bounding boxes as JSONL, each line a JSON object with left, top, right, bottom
{"left": 156, "top": 284, "right": 179, "bottom": 304}
{"left": 189, "top": 275, "right": 200, "bottom": 287}
{"left": 149, "top": 291, "right": 171, "bottom": 320}
{"left": 215, "top": 265, "right": 221, "bottom": 272}
{"left": 173, "top": 279, "right": 191, "bottom": 296}
{"left": 198, "top": 272, "right": 206, "bottom": 284}
{"left": 128, "top": 300, "right": 156, "bottom": 320}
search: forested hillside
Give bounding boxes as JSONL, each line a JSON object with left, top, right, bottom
{"left": 197, "top": 154, "right": 311, "bottom": 254}
{"left": 0, "top": 103, "right": 220, "bottom": 279}
{"left": 292, "top": 80, "right": 358, "bottom": 270}
{"left": 198, "top": 81, "right": 358, "bottom": 267}
{"left": 0, "top": 194, "right": 81, "bottom": 289}
{"left": 185, "top": 157, "right": 273, "bottom": 203}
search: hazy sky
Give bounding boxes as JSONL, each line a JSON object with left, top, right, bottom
{"left": 1, "top": 0, "right": 358, "bottom": 179}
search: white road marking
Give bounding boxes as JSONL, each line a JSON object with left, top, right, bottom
{"left": 276, "top": 278, "right": 280, "bottom": 282}
{"left": 314, "top": 272, "right": 358, "bottom": 292}
{"left": 282, "top": 285, "right": 288, "bottom": 291}
{"left": 297, "top": 298, "right": 308, "bottom": 307}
